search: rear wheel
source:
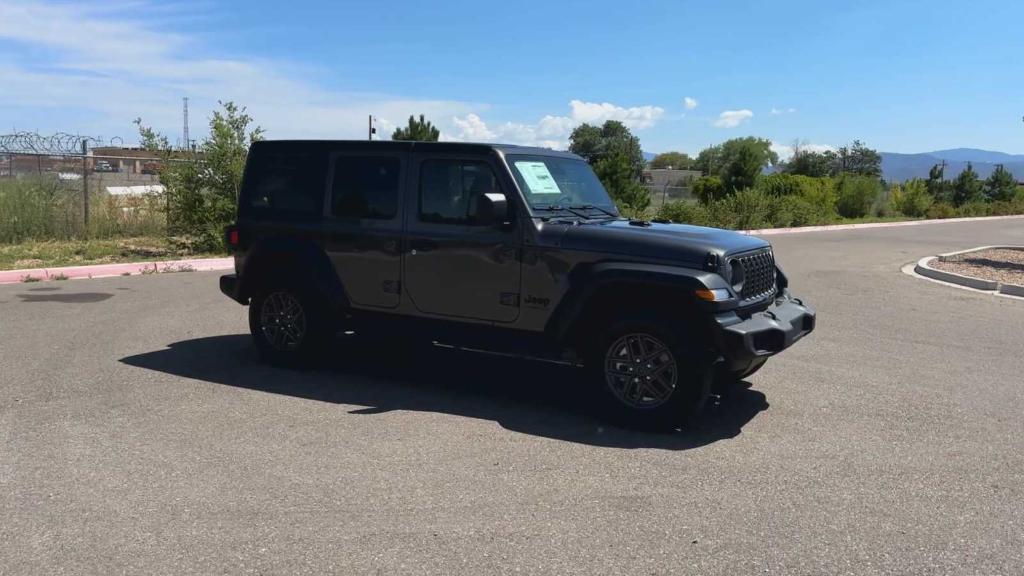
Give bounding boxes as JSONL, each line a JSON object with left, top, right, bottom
{"left": 587, "top": 317, "right": 712, "bottom": 431}
{"left": 249, "top": 285, "right": 333, "bottom": 367}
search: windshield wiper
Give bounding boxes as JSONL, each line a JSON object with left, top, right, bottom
{"left": 569, "top": 204, "right": 619, "bottom": 219}
{"left": 532, "top": 204, "right": 591, "bottom": 220}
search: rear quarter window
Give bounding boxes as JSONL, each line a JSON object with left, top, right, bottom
{"left": 240, "top": 145, "right": 326, "bottom": 220}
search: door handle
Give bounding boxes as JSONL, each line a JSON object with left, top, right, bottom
{"left": 409, "top": 239, "right": 438, "bottom": 253}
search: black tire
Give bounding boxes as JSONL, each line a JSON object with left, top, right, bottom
{"left": 586, "top": 316, "right": 713, "bottom": 431}
{"left": 249, "top": 284, "right": 334, "bottom": 367}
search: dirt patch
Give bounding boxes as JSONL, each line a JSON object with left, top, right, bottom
{"left": 932, "top": 248, "right": 1024, "bottom": 286}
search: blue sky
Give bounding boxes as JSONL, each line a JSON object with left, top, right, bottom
{"left": 1, "top": 0, "right": 1023, "bottom": 156}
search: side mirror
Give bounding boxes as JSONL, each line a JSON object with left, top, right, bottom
{"left": 469, "top": 192, "right": 509, "bottom": 225}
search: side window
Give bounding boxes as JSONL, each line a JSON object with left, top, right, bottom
{"left": 331, "top": 156, "right": 400, "bottom": 220}
{"left": 419, "top": 160, "right": 499, "bottom": 225}
{"left": 245, "top": 151, "right": 322, "bottom": 216}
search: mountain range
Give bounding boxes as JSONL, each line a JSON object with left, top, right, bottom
{"left": 880, "top": 148, "right": 1024, "bottom": 182}
{"left": 644, "top": 148, "right": 1024, "bottom": 182}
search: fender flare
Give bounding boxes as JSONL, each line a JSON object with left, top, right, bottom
{"left": 544, "top": 262, "right": 729, "bottom": 345}
{"left": 238, "top": 237, "right": 349, "bottom": 312}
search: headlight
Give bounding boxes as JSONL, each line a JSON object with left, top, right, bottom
{"left": 728, "top": 258, "right": 745, "bottom": 293}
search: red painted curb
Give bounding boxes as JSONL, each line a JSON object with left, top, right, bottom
{"left": 0, "top": 257, "right": 234, "bottom": 284}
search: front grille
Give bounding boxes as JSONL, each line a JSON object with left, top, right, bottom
{"left": 733, "top": 249, "right": 777, "bottom": 303}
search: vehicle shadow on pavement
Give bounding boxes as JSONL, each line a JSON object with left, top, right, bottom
{"left": 120, "top": 334, "right": 769, "bottom": 450}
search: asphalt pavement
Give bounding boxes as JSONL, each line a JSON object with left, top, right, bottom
{"left": 2, "top": 219, "right": 1023, "bottom": 575}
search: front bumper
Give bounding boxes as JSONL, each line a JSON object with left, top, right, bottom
{"left": 219, "top": 273, "right": 247, "bottom": 304}
{"left": 713, "top": 292, "right": 815, "bottom": 363}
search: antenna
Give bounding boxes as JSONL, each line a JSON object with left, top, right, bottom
{"left": 182, "top": 97, "right": 190, "bottom": 150}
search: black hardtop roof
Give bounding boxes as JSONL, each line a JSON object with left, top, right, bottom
{"left": 251, "top": 139, "right": 583, "bottom": 160}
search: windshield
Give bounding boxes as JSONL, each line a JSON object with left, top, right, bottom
{"left": 506, "top": 154, "right": 617, "bottom": 213}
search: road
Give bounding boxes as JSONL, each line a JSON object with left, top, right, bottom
{"left": 2, "top": 219, "right": 1023, "bottom": 575}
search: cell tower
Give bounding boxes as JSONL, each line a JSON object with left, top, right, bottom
{"left": 182, "top": 97, "right": 190, "bottom": 150}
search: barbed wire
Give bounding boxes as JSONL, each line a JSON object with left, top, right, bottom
{"left": 0, "top": 132, "right": 123, "bottom": 155}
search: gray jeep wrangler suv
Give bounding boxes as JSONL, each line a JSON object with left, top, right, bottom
{"left": 220, "top": 140, "right": 815, "bottom": 429}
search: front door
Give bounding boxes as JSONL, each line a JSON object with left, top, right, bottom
{"left": 403, "top": 155, "right": 521, "bottom": 322}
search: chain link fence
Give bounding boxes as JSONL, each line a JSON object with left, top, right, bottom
{"left": 0, "top": 133, "right": 168, "bottom": 242}
{"left": 644, "top": 184, "right": 696, "bottom": 210}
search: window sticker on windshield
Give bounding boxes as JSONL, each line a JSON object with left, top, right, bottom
{"left": 514, "top": 161, "right": 562, "bottom": 194}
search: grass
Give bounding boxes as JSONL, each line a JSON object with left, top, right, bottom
{"left": 0, "top": 237, "right": 225, "bottom": 271}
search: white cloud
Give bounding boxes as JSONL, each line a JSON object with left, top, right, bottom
{"left": 770, "top": 141, "right": 836, "bottom": 160}
{"left": 567, "top": 100, "right": 664, "bottom": 130}
{"left": 449, "top": 99, "right": 665, "bottom": 149}
{"left": 713, "top": 109, "right": 754, "bottom": 128}
{"left": 683, "top": 97, "right": 699, "bottom": 110}
{"left": 450, "top": 113, "right": 496, "bottom": 141}
{"left": 0, "top": 1, "right": 666, "bottom": 150}
{"left": 770, "top": 107, "right": 798, "bottom": 115}
{"left": 0, "top": 0, "right": 481, "bottom": 142}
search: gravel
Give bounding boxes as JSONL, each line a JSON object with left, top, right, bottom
{"left": 933, "top": 247, "right": 1024, "bottom": 286}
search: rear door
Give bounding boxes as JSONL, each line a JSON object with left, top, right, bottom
{"left": 322, "top": 150, "right": 406, "bottom": 309}
{"left": 403, "top": 153, "right": 521, "bottom": 322}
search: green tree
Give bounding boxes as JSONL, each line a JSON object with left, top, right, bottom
{"left": 133, "top": 117, "right": 170, "bottom": 152}
{"left": 692, "top": 175, "right": 726, "bottom": 204}
{"left": 649, "top": 151, "right": 695, "bottom": 170}
{"left": 926, "top": 163, "right": 951, "bottom": 202}
{"left": 693, "top": 146, "right": 721, "bottom": 176}
{"left": 721, "top": 137, "right": 778, "bottom": 193}
{"left": 141, "top": 101, "right": 264, "bottom": 251}
{"left": 984, "top": 164, "right": 1017, "bottom": 202}
{"left": 694, "top": 137, "right": 777, "bottom": 194}
{"left": 835, "top": 140, "right": 881, "bottom": 177}
{"left": 952, "top": 163, "right": 983, "bottom": 206}
{"left": 569, "top": 120, "right": 645, "bottom": 177}
{"left": 391, "top": 114, "right": 440, "bottom": 141}
{"left": 784, "top": 149, "right": 837, "bottom": 177}
{"left": 593, "top": 151, "right": 650, "bottom": 216}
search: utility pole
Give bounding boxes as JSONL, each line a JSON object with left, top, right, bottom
{"left": 183, "top": 97, "right": 190, "bottom": 151}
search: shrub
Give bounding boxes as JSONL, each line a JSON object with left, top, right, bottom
{"left": 693, "top": 176, "right": 725, "bottom": 204}
{"left": 835, "top": 175, "right": 881, "bottom": 218}
{"left": 891, "top": 179, "right": 932, "bottom": 217}
{"left": 989, "top": 200, "right": 1024, "bottom": 216}
{"left": 776, "top": 195, "right": 833, "bottom": 227}
{"left": 717, "top": 188, "right": 774, "bottom": 230}
{"left": 926, "top": 202, "right": 957, "bottom": 219}
{"left": 655, "top": 200, "right": 713, "bottom": 227}
{"left": 956, "top": 202, "right": 991, "bottom": 217}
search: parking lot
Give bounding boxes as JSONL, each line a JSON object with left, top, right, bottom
{"left": 2, "top": 218, "right": 1024, "bottom": 574}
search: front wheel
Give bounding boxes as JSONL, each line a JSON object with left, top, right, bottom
{"left": 587, "top": 319, "right": 712, "bottom": 431}
{"left": 249, "top": 285, "right": 332, "bottom": 367}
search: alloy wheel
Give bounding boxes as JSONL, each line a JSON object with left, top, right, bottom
{"left": 259, "top": 291, "right": 307, "bottom": 351}
{"left": 604, "top": 333, "right": 678, "bottom": 409}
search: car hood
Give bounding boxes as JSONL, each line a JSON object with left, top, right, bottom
{"left": 557, "top": 219, "right": 770, "bottom": 266}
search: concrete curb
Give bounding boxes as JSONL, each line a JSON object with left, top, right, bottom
{"left": 0, "top": 257, "right": 234, "bottom": 285}
{"left": 911, "top": 246, "right": 1024, "bottom": 299}
{"left": 914, "top": 256, "right": 999, "bottom": 290}
{"left": 999, "top": 283, "right": 1024, "bottom": 297}
{"left": 743, "top": 214, "right": 1024, "bottom": 236}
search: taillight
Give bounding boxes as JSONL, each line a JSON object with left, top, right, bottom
{"left": 225, "top": 225, "right": 239, "bottom": 248}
